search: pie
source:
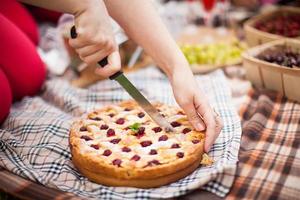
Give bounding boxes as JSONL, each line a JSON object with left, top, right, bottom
{"left": 69, "top": 100, "right": 207, "bottom": 188}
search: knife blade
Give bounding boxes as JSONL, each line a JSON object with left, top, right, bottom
{"left": 110, "top": 72, "right": 174, "bottom": 132}
{"left": 70, "top": 26, "right": 174, "bottom": 132}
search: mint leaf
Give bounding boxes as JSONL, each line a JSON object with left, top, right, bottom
{"left": 129, "top": 123, "right": 141, "bottom": 132}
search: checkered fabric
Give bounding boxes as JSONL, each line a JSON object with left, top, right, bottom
{"left": 227, "top": 89, "right": 300, "bottom": 200}
{"left": 0, "top": 66, "right": 241, "bottom": 199}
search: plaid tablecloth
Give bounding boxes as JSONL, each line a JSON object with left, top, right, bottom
{"left": 227, "top": 89, "right": 300, "bottom": 200}
{"left": 0, "top": 67, "right": 241, "bottom": 199}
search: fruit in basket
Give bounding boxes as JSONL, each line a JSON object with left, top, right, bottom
{"left": 254, "top": 13, "right": 300, "bottom": 38}
{"left": 256, "top": 45, "right": 300, "bottom": 68}
{"left": 180, "top": 40, "right": 246, "bottom": 67}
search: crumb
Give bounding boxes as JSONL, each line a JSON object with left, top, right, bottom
{"left": 200, "top": 153, "right": 214, "bottom": 165}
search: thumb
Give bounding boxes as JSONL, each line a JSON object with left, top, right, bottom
{"left": 94, "top": 51, "right": 121, "bottom": 78}
{"left": 180, "top": 100, "right": 206, "bottom": 131}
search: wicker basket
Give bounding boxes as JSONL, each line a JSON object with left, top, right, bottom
{"left": 242, "top": 39, "right": 300, "bottom": 102}
{"left": 244, "top": 6, "right": 300, "bottom": 47}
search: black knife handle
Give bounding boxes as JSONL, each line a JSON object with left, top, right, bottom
{"left": 70, "top": 26, "right": 108, "bottom": 68}
{"left": 70, "top": 26, "right": 122, "bottom": 80}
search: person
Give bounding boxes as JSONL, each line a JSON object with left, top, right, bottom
{"left": 1, "top": 0, "right": 222, "bottom": 152}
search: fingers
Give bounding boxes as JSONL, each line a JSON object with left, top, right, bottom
{"left": 69, "top": 31, "right": 117, "bottom": 65}
{"left": 79, "top": 49, "right": 109, "bottom": 65}
{"left": 94, "top": 51, "right": 121, "bottom": 77}
{"left": 194, "top": 95, "right": 223, "bottom": 152}
{"left": 179, "top": 98, "right": 206, "bottom": 132}
{"left": 76, "top": 44, "right": 104, "bottom": 57}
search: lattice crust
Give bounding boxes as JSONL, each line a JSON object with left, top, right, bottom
{"left": 70, "top": 100, "right": 205, "bottom": 186}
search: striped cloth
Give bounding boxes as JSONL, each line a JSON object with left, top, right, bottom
{"left": 227, "top": 89, "right": 300, "bottom": 200}
{"left": 0, "top": 67, "right": 241, "bottom": 199}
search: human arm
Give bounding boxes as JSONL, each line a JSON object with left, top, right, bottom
{"left": 19, "top": 0, "right": 121, "bottom": 77}
{"left": 104, "top": 0, "right": 223, "bottom": 152}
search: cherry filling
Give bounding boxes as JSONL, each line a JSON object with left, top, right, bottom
{"left": 192, "top": 139, "right": 200, "bottom": 144}
{"left": 182, "top": 128, "right": 191, "bottom": 134}
{"left": 112, "top": 159, "right": 122, "bottom": 167}
{"left": 149, "top": 149, "right": 157, "bottom": 155}
{"left": 137, "top": 112, "right": 145, "bottom": 118}
{"left": 110, "top": 138, "right": 121, "bottom": 144}
{"left": 158, "top": 135, "right": 168, "bottom": 141}
{"left": 176, "top": 152, "right": 184, "bottom": 158}
{"left": 135, "top": 127, "right": 145, "bottom": 138}
{"left": 152, "top": 127, "right": 162, "bottom": 133}
{"left": 140, "top": 140, "right": 152, "bottom": 147}
{"left": 171, "top": 143, "right": 180, "bottom": 148}
{"left": 89, "top": 116, "right": 101, "bottom": 121}
{"left": 116, "top": 118, "right": 125, "bottom": 125}
{"left": 131, "top": 155, "right": 141, "bottom": 161}
{"left": 171, "top": 121, "right": 181, "bottom": 127}
{"left": 80, "top": 135, "right": 92, "bottom": 141}
{"left": 103, "top": 149, "right": 112, "bottom": 156}
{"left": 137, "top": 127, "right": 145, "bottom": 134}
{"left": 79, "top": 126, "right": 87, "bottom": 132}
{"left": 106, "top": 129, "right": 115, "bottom": 137}
{"left": 122, "top": 146, "right": 131, "bottom": 152}
{"left": 100, "top": 124, "right": 109, "bottom": 130}
{"left": 90, "top": 144, "right": 99, "bottom": 149}
{"left": 147, "top": 159, "right": 161, "bottom": 166}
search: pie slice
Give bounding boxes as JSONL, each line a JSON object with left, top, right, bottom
{"left": 69, "top": 100, "right": 206, "bottom": 188}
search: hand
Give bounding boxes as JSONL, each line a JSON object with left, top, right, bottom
{"left": 170, "top": 65, "right": 223, "bottom": 152}
{"left": 69, "top": 0, "right": 121, "bottom": 77}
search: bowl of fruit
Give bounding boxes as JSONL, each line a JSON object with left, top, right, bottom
{"left": 244, "top": 7, "right": 300, "bottom": 47}
{"left": 180, "top": 40, "right": 246, "bottom": 74}
{"left": 243, "top": 39, "right": 300, "bottom": 102}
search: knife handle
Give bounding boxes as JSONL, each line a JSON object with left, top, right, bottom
{"left": 70, "top": 26, "right": 108, "bottom": 68}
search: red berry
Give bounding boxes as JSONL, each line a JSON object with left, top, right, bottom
{"left": 100, "top": 124, "right": 109, "bottom": 130}
{"left": 152, "top": 127, "right": 162, "bottom": 133}
{"left": 138, "top": 112, "right": 145, "bottom": 118}
{"left": 192, "top": 140, "right": 200, "bottom": 144}
{"left": 131, "top": 155, "right": 141, "bottom": 161}
{"left": 182, "top": 128, "right": 191, "bottom": 134}
{"left": 149, "top": 149, "right": 157, "bottom": 155}
{"left": 171, "top": 143, "right": 180, "bottom": 148}
{"left": 116, "top": 118, "right": 125, "bottom": 125}
{"left": 89, "top": 116, "right": 101, "bottom": 121}
{"left": 140, "top": 140, "right": 152, "bottom": 147}
{"left": 158, "top": 135, "right": 168, "bottom": 141}
{"left": 79, "top": 126, "right": 87, "bottom": 132}
{"left": 122, "top": 146, "right": 131, "bottom": 152}
{"left": 106, "top": 128, "right": 115, "bottom": 137}
{"left": 90, "top": 144, "right": 99, "bottom": 149}
{"left": 176, "top": 152, "right": 184, "bottom": 158}
{"left": 80, "top": 135, "right": 92, "bottom": 141}
{"left": 112, "top": 159, "right": 122, "bottom": 167}
{"left": 137, "top": 127, "right": 145, "bottom": 134}
{"left": 103, "top": 149, "right": 112, "bottom": 156}
{"left": 147, "top": 160, "right": 160, "bottom": 166}
{"left": 171, "top": 121, "right": 181, "bottom": 127}
{"left": 110, "top": 138, "right": 121, "bottom": 144}
{"left": 135, "top": 127, "right": 145, "bottom": 138}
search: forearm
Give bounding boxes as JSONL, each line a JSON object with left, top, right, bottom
{"left": 18, "top": 0, "right": 104, "bottom": 16}
{"left": 104, "top": 0, "right": 189, "bottom": 78}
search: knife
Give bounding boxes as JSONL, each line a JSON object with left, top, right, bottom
{"left": 70, "top": 26, "right": 174, "bottom": 132}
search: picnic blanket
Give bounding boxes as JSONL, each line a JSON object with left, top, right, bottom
{"left": 0, "top": 67, "right": 241, "bottom": 199}
{"left": 227, "top": 89, "right": 300, "bottom": 200}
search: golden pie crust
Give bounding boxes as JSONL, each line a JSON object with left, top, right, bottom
{"left": 70, "top": 100, "right": 206, "bottom": 188}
